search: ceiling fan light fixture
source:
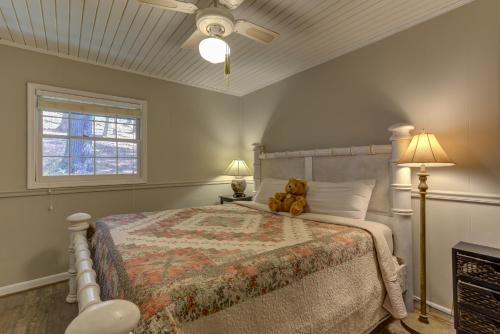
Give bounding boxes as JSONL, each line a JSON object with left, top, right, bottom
{"left": 198, "top": 37, "right": 230, "bottom": 64}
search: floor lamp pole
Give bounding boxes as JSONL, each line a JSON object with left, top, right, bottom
{"left": 402, "top": 165, "right": 449, "bottom": 334}
{"left": 417, "top": 165, "right": 429, "bottom": 324}
{"left": 399, "top": 130, "right": 454, "bottom": 334}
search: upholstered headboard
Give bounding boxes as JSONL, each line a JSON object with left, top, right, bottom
{"left": 252, "top": 123, "right": 415, "bottom": 309}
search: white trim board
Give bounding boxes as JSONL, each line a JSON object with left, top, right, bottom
{"left": 412, "top": 189, "right": 500, "bottom": 206}
{"left": 413, "top": 296, "right": 453, "bottom": 316}
{"left": 0, "top": 272, "right": 69, "bottom": 297}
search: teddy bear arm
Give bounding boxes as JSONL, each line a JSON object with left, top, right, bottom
{"left": 268, "top": 197, "right": 283, "bottom": 212}
{"left": 283, "top": 195, "right": 296, "bottom": 212}
{"left": 295, "top": 196, "right": 306, "bottom": 204}
{"left": 274, "top": 192, "right": 287, "bottom": 201}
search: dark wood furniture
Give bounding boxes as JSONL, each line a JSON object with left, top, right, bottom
{"left": 219, "top": 194, "right": 253, "bottom": 204}
{"left": 452, "top": 242, "right": 500, "bottom": 334}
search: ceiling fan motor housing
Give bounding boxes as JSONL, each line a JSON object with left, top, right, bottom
{"left": 196, "top": 7, "right": 235, "bottom": 37}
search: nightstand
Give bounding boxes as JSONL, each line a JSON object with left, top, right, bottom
{"left": 452, "top": 242, "right": 500, "bottom": 334}
{"left": 219, "top": 194, "right": 253, "bottom": 204}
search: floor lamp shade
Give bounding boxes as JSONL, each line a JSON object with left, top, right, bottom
{"left": 225, "top": 160, "right": 252, "bottom": 197}
{"left": 398, "top": 130, "right": 454, "bottom": 334}
{"left": 398, "top": 131, "right": 455, "bottom": 167}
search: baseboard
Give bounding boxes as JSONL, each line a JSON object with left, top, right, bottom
{"left": 413, "top": 296, "right": 453, "bottom": 315}
{"left": 0, "top": 272, "right": 69, "bottom": 297}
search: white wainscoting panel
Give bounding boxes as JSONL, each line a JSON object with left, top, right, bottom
{"left": 411, "top": 194, "right": 500, "bottom": 311}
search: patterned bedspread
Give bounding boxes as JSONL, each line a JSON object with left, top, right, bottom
{"left": 93, "top": 204, "right": 376, "bottom": 333}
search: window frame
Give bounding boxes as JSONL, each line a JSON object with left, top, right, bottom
{"left": 27, "top": 83, "right": 148, "bottom": 189}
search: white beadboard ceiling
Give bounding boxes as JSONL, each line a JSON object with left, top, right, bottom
{"left": 0, "top": 0, "right": 471, "bottom": 96}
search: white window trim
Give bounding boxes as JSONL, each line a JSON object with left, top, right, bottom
{"left": 27, "top": 83, "right": 148, "bottom": 189}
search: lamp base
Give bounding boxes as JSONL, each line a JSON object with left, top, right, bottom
{"left": 231, "top": 178, "right": 247, "bottom": 198}
{"left": 401, "top": 311, "right": 450, "bottom": 334}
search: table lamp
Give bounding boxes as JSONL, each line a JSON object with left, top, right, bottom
{"left": 225, "top": 159, "right": 251, "bottom": 198}
{"left": 398, "top": 130, "right": 455, "bottom": 334}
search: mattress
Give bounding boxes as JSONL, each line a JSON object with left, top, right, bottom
{"left": 92, "top": 203, "right": 406, "bottom": 333}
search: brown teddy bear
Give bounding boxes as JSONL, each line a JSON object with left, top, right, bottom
{"left": 268, "top": 178, "right": 308, "bottom": 216}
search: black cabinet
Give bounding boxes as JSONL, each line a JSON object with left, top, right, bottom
{"left": 453, "top": 242, "right": 500, "bottom": 334}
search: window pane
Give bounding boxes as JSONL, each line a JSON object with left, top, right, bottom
{"left": 43, "top": 138, "right": 69, "bottom": 157}
{"left": 96, "top": 158, "right": 117, "bottom": 175}
{"left": 43, "top": 157, "right": 69, "bottom": 176}
{"left": 70, "top": 157, "right": 94, "bottom": 175}
{"left": 70, "top": 119, "right": 94, "bottom": 137}
{"left": 118, "top": 142, "right": 137, "bottom": 157}
{"left": 95, "top": 116, "right": 116, "bottom": 122}
{"left": 43, "top": 117, "right": 69, "bottom": 136}
{"left": 96, "top": 141, "right": 117, "bottom": 157}
{"left": 117, "top": 123, "right": 136, "bottom": 140}
{"left": 71, "top": 113, "right": 94, "bottom": 120}
{"left": 118, "top": 158, "right": 137, "bottom": 174}
{"left": 70, "top": 139, "right": 94, "bottom": 157}
{"left": 117, "top": 117, "right": 136, "bottom": 125}
{"left": 43, "top": 110, "right": 69, "bottom": 118}
{"left": 95, "top": 121, "right": 116, "bottom": 138}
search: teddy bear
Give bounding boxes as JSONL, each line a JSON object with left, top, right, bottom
{"left": 268, "top": 178, "right": 308, "bottom": 216}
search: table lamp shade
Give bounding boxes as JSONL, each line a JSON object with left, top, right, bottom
{"left": 225, "top": 160, "right": 252, "bottom": 177}
{"left": 398, "top": 131, "right": 455, "bottom": 167}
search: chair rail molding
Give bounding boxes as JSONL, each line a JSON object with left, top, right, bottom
{"left": 0, "top": 179, "right": 255, "bottom": 199}
{"left": 411, "top": 189, "right": 500, "bottom": 206}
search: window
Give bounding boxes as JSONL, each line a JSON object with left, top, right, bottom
{"left": 28, "top": 83, "right": 147, "bottom": 189}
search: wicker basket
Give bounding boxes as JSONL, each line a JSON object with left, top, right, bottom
{"left": 458, "top": 281, "right": 500, "bottom": 318}
{"left": 457, "top": 254, "right": 500, "bottom": 290}
{"left": 458, "top": 308, "right": 500, "bottom": 334}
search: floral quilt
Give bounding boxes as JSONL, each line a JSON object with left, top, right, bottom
{"left": 92, "top": 204, "right": 375, "bottom": 333}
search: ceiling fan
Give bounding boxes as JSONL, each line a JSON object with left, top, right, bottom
{"left": 137, "top": 0, "right": 279, "bottom": 79}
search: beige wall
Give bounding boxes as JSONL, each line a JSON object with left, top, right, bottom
{"left": 0, "top": 45, "right": 241, "bottom": 287}
{"left": 2, "top": 0, "right": 500, "bottom": 313}
{"left": 241, "top": 0, "right": 500, "bottom": 310}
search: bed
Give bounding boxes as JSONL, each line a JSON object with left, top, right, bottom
{"left": 64, "top": 123, "right": 416, "bottom": 334}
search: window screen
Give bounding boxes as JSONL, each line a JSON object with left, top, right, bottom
{"left": 41, "top": 111, "right": 139, "bottom": 176}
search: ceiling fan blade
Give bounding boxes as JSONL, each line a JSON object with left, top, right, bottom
{"left": 218, "top": 0, "right": 246, "bottom": 10}
{"left": 181, "top": 30, "right": 206, "bottom": 49}
{"left": 137, "top": 0, "right": 198, "bottom": 14}
{"left": 235, "top": 20, "right": 279, "bottom": 44}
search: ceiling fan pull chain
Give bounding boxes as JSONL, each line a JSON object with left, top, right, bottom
{"left": 224, "top": 44, "right": 231, "bottom": 86}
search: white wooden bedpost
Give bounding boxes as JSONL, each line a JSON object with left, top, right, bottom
{"left": 65, "top": 213, "right": 140, "bottom": 334}
{"left": 66, "top": 213, "right": 91, "bottom": 303}
{"left": 252, "top": 143, "right": 264, "bottom": 192}
{"left": 388, "top": 123, "right": 415, "bottom": 311}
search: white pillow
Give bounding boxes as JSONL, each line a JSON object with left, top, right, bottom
{"left": 254, "top": 178, "right": 288, "bottom": 204}
{"left": 306, "top": 179, "right": 376, "bottom": 219}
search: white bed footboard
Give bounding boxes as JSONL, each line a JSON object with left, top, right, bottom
{"left": 65, "top": 213, "right": 140, "bottom": 334}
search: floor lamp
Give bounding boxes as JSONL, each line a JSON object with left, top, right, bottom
{"left": 398, "top": 130, "right": 455, "bottom": 334}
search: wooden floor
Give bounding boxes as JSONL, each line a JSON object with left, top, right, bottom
{"left": 0, "top": 281, "right": 454, "bottom": 334}
{"left": 0, "top": 282, "right": 77, "bottom": 334}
